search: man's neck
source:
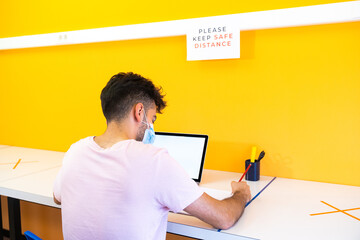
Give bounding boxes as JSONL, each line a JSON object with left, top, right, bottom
{"left": 94, "top": 121, "right": 133, "bottom": 149}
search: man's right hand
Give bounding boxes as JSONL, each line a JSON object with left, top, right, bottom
{"left": 231, "top": 181, "right": 251, "bottom": 203}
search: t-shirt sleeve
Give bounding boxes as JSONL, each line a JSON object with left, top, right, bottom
{"left": 154, "top": 150, "right": 204, "bottom": 213}
{"left": 53, "top": 145, "right": 73, "bottom": 202}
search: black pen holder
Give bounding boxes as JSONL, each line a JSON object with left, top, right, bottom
{"left": 245, "top": 159, "right": 260, "bottom": 181}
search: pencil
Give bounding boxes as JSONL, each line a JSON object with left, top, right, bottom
{"left": 239, "top": 163, "right": 252, "bottom": 182}
{"left": 13, "top": 158, "right": 21, "bottom": 169}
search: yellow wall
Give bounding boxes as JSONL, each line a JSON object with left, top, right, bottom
{"left": 1, "top": 0, "right": 359, "bottom": 239}
{"left": 0, "top": 0, "right": 360, "bottom": 186}
{"left": 1, "top": 0, "right": 359, "bottom": 186}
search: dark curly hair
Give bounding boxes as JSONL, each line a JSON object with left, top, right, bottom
{"left": 100, "top": 72, "right": 166, "bottom": 122}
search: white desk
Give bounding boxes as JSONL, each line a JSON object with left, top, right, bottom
{"left": 0, "top": 146, "right": 63, "bottom": 182}
{"left": 223, "top": 177, "right": 360, "bottom": 240}
{"left": 0, "top": 145, "right": 64, "bottom": 239}
{"left": 0, "top": 146, "right": 63, "bottom": 208}
{"left": 0, "top": 145, "right": 360, "bottom": 240}
{"left": 0, "top": 145, "right": 11, "bottom": 150}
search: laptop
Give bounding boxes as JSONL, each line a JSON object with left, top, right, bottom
{"left": 153, "top": 132, "right": 208, "bottom": 183}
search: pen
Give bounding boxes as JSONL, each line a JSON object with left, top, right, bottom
{"left": 239, "top": 146, "right": 257, "bottom": 182}
{"left": 13, "top": 158, "right": 21, "bottom": 169}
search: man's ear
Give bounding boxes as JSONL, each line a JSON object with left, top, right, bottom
{"left": 134, "top": 103, "right": 144, "bottom": 123}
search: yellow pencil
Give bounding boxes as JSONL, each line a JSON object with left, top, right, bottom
{"left": 13, "top": 158, "right": 21, "bottom": 169}
{"left": 250, "top": 147, "right": 257, "bottom": 163}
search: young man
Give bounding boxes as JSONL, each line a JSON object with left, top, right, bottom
{"left": 53, "top": 72, "right": 251, "bottom": 240}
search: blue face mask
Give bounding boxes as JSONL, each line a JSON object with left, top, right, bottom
{"left": 142, "top": 123, "right": 155, "bottom": 144}
{"left": 142, "top": 110, "right": 156, "bottom": 144}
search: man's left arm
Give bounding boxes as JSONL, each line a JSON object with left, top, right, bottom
{"left": 53, "top": 168, "right": 62, "bottom": 205}
{"left": 53, "top": 193, "right": 61, "bottom": 205}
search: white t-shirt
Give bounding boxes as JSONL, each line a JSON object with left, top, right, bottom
{"left": 53, "top": 137, "right": 203, "bottom": 240}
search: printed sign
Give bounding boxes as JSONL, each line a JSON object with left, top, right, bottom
{"left": 187, "top": 23, "right": 240, "bottom": 61}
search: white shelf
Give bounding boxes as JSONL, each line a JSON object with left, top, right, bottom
{"left": 0, "top": 1, "right": 359, "bottom": 50}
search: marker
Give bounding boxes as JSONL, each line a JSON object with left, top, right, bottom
{"left": 250, "top": 146, "right": 257, "bottom": 163}
{"left": 239, "top": 163, "right": 251, "bottom": 182}
{"left": 257, "top": 151, "right": 265, "bottom": 162}
{"left": 13, "top": 158, "right": 21, "bottom": 169}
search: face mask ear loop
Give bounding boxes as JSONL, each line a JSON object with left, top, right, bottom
{"left": 141, "top": 108, "right": 150, "bottom": 129}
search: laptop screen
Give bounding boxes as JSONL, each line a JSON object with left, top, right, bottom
{"left": 153, "top": 132, "right": 208, "bottom": 183}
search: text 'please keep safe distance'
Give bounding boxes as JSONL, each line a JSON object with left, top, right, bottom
{"left": 192, "top": 26, "right": 233, "bottom": 48}
{"left": 186, "top": 24, "right": 240, "bottom": 61}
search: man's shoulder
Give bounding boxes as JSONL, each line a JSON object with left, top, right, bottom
{"left": 126, "top": 140, "right": 167, "bottom": 157}
{"left": 64, "top": 136, "right": 92, "bottom": 154}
